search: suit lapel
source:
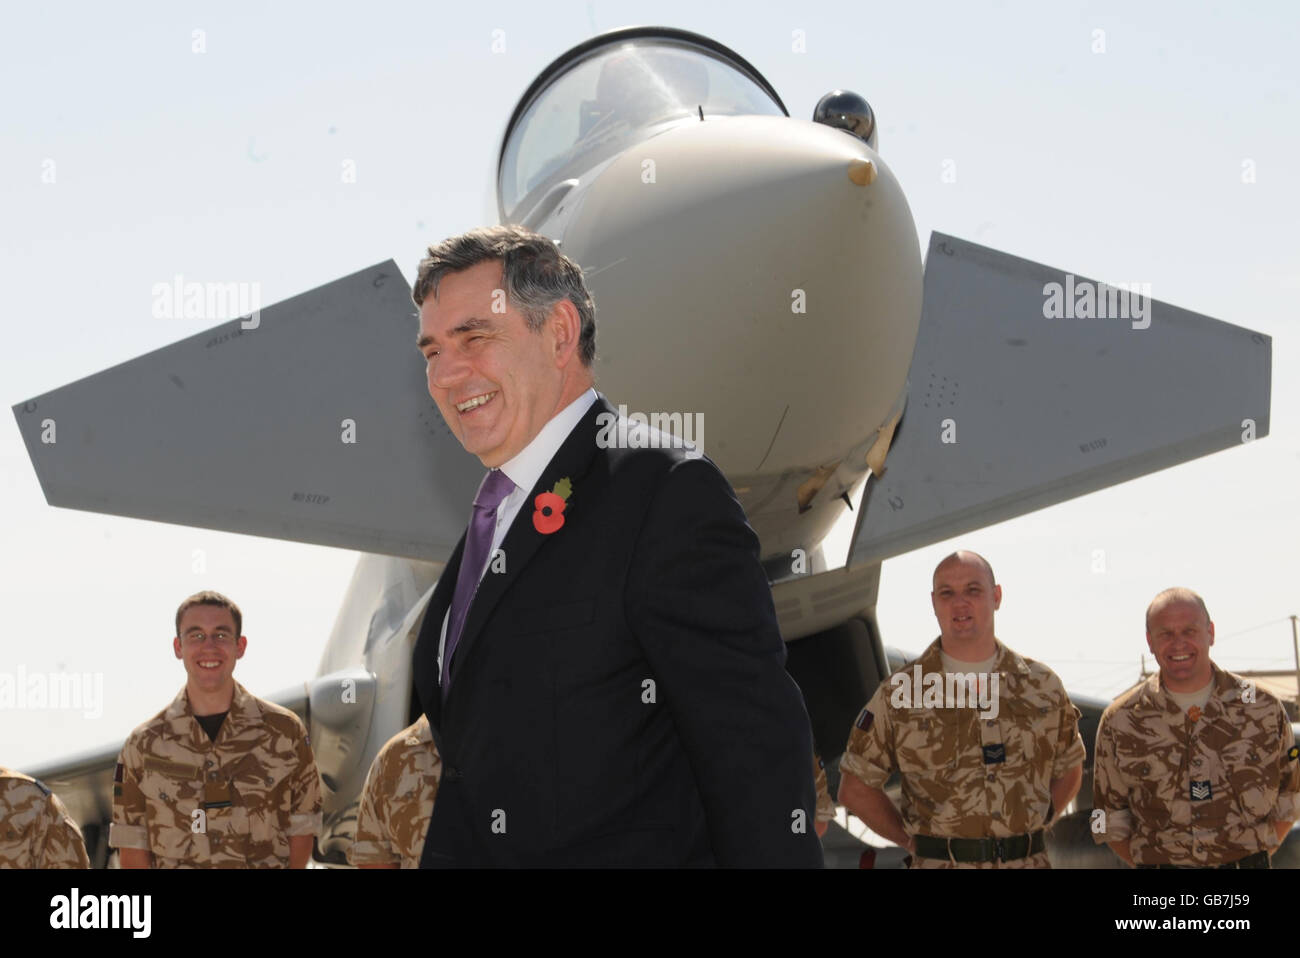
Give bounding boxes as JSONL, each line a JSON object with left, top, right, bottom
{"left": 414, "top": 532, "right": 466, "bottom": 730}
{"left": 444, "top": 395, "right": 612, "bottom": 708}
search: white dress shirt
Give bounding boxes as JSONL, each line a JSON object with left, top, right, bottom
{"left": 437, "top": 387, "right": 599, "bottom": 673}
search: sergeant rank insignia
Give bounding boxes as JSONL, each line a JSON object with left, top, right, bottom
{"left": 1190, "top": 780, "right": 1212, "bottom": 801}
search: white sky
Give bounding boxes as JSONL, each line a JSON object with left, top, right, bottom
{"left": 2, "top": 1, "right": 1298, "bottom": 770}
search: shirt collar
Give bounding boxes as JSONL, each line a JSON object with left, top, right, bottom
{"left": 1146, "top": 661, "right": 1236, "bottom": 712}
{"left": 166, "top": 680, "right": 260, "bottom": 734}
{"left": 164, "top": 685, "right": 190, "bottom": 722}
{"left": 227, "top": 681, "right": 262, "bottom": 732}
{"left": 497, "top": 387, "right": 598, "bottom": 498}
{"left": 919, "top": 636, "right": 1027, "bottom": 676}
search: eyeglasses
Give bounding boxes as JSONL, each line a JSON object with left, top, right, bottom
{"left": 181, "top": 630, "right": 236, "bottom": 648}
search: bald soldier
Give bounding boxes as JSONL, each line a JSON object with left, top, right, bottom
{"left": 0, "top": 767, "right": 89, "bottom": 868}
{"left": 110, "top": 591, "right": 323, "bottom": 868}
{"left": 349, "top": 714, "right": 441, "bottom": 868}
{"left": 838, "top": 551, "right": 1086, "bottom": 868}
{"left": 1092, "top": 588, "right": 1300, "bottom": 868}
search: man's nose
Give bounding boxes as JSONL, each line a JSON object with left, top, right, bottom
{"left": 429, "top": 349, "right": 469, "bottom": 388}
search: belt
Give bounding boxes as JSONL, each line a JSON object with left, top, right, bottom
{"left": 913, "top": 830, "right": 1046, "bottom": 863}
{"left": 1137, "top": 850, "right": 1271, "bottom": 870}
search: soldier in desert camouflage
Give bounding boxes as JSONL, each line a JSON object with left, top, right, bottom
{"left": 348, "top": 714, "right": 441, "bottom": 868}
{"left": 0, "top": 767, "right": 89, "bottom": 868}
{"left": 838, "top": 551, "right": 1085, "bottom": 868}
{"left": 1092, "top": 587, "right": 1300, "bottom": 868}
{"left": 110, "top": 591, "right": 322, "bottom": 868}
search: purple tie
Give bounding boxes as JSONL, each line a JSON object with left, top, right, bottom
{"left": 442, "top": 468, "right": 517, "bottom": 692}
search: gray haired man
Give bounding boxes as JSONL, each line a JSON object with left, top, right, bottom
{"left": 410, "top": 225, "right": 823, "bottom": 867}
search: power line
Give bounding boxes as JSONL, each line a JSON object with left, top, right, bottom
{"left": 1218, "top": 617, "right": 1291, "bottom": 641}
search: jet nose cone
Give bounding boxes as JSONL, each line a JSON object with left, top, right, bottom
{"left": 561, "top": 115, "right": 922, "bottom": 477}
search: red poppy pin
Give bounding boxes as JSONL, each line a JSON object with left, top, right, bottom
{"left": 533, "top": 477, "right": 572, "bottom": 534}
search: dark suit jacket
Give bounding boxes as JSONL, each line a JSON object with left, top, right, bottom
{"left": 413, "top": 394, "right": 822, "bottom": 867}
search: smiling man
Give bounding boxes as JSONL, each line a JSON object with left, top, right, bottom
{"left": 1092, "top": 588, "right": 1299, "bottom": 868}
{"left": 409, "top": 225, "right": 821, "bottom": 867}
{"left": 110, "top": 591, "right": 322, "bottom": 868}
{"left": 837, "top": 550, "right": 1085, "bottom": 868}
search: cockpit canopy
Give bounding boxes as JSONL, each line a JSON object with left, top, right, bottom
{"left": 498, "top": 28, "right": 787, "bottom": 224}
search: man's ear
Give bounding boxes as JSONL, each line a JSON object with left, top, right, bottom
{"left": 547, "top": 298, "right": 582, "bottom": 367}
{"left": 235, "top": 635, "right": 248, "bottom": 660}
{"left": 992, "top": 584, "right": 1002, "bottom": 611}
{"left": 173, "top": 636, "right": 183, "bottom": 660}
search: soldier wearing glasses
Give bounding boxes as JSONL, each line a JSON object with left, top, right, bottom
{"left": 110, "top": 591, "right": 322, "bottom": 868}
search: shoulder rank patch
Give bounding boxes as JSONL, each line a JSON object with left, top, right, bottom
{"left": 1190, "top": 780, "right": 1212, "bottom": 801}
{"left": 854, "top": 708, "right": 874, "bottom": 732}
{"left": 1287, "top": 746, "right": 1299, "bottom": 763}
{"left": 31, "top": 777, "right": 51, "bottom": 797}
{"left": 982, "top": 743, "right": 1006, "bottom": 765}
{"left": 113, "top": 762, "right": 124, "bottom": 783}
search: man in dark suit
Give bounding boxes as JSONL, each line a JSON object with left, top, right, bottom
{"left": 411, "top": 225, "right": 822, "bottom": 867}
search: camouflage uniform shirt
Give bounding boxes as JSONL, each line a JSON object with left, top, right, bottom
{"left": 814, "top": 754, "right": 835, "bottom": 826}
{"left": 348, "top": 715, "right": 441, "bottom": 868}
{"left": 1092, "top": 664, "right": 1300, "bottom": 866}
{"left": 110, "top": 682, "right": 322, "bottom": 867}
{"left": 0, "top": 767, "right": 89, "bottom": 868}
{"left": 840, "top": 637, "right": 1086, "bottom": 868}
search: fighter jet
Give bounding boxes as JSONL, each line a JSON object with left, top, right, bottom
{"left": 10, "top": 26, "right": 1283, "bottom": 867}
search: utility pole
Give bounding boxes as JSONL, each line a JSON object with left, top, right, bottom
{"left": 1291, "top": 615, "right": 1299, "bottom": 709}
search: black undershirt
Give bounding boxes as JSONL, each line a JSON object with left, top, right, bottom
{"left": 195, "top": 711, "right": 228, "bottom": 743}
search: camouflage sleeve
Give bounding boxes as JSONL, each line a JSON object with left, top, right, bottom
{"left": 37, "top": 790, "right": 90, "bottom": 869}
{"left": 839, "top": 682, "right": 895, "bottom": 790}
{"left": 108, "top": 736, "right": 150, "bottom": 851}
{"left": 287, "top": 722, "right": 323, "bottom": 838}
{"left": 1090, "top": 712, "right": 1132, "bottom": 844}
{"left": 1271, "top": 705, "right": 1299, "bottom": 824}
{"left": 348, "top": 748, "right": 399, "bottom": 867}
{"left": 1051, "top": 698, "right": 1087, "bottom": 780}
{"left": 813, "top": 753, "right": 835, "bottom": 823}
